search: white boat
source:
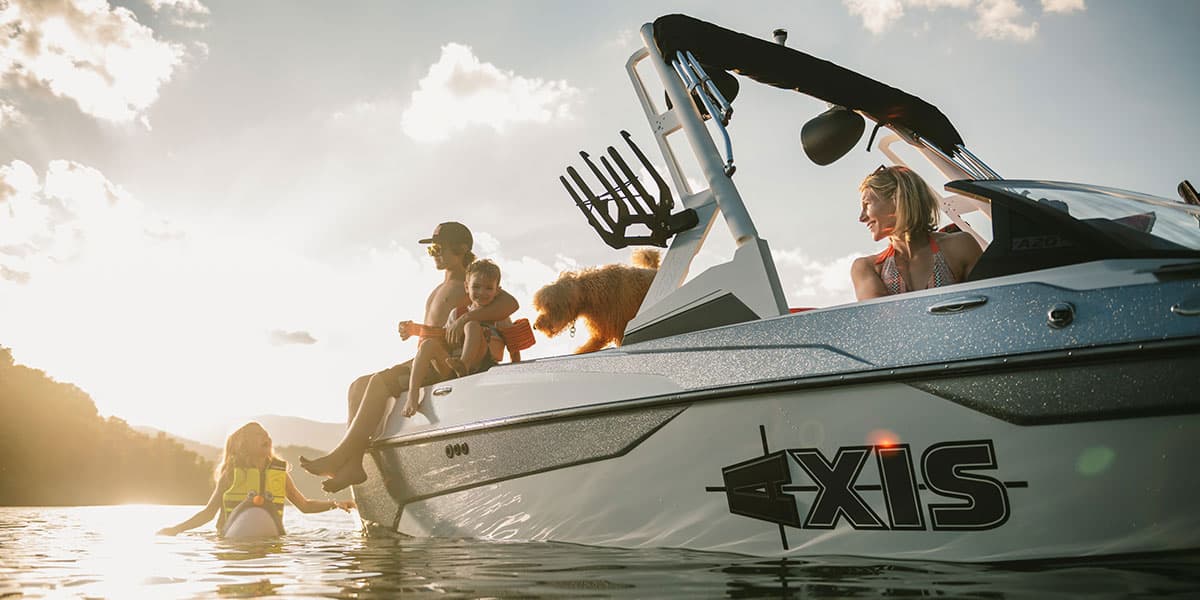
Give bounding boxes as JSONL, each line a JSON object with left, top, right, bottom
{"left": 352, "top": 14, "right": 1200, "bottom": 562}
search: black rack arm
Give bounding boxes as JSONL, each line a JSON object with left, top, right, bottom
{"left": 558, "top": 130, "right": 699, "bottom": 249}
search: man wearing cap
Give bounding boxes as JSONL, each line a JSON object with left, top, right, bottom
{"left": 300, "top": 221, "right": 518, "bottom": 492}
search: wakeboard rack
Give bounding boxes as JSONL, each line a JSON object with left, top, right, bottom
{"left": 559, "top": 130, "right": 699, "bottom": 249}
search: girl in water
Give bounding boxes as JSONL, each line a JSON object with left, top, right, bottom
{"left": 157, "top": 422, "right": 354, "bottom": 538}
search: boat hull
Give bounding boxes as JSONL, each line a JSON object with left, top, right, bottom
{"left": 359, "top": 376, "right": 1196, "bottom": 561}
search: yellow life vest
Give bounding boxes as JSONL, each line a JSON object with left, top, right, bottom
{"left": 217, "top": 459, "right": 287, "bottom": 534}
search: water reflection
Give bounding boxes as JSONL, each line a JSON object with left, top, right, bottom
{"left": 216, "top": 578, "right": 283, "bottom": 598}
{"left": 2, "top": 506, "right": 1199, "bottom": 598}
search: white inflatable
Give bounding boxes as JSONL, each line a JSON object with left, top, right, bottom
{"left": 220, "top": 504, "right": 283, "bottom": 539}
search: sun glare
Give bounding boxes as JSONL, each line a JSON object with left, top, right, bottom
{"left": 66, "top": 505, "right": 204, "bottom": 597}
{"left": 867, "top": 428, "right": 900, "bottom": 448}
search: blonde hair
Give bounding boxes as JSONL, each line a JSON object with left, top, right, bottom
{"left": 216, "top": 422, "right": 279, "bottom": 482}
{"left": 466, "top": 258, "right": 501, "bottom": 286}
{"left": 859, "top": 166, "right": 940, "bottom": 242}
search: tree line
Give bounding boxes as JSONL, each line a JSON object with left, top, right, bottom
{"left": 0, "top": 346, "right": 214, "bottom": 505}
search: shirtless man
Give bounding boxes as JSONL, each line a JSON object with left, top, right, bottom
{"left": 299, "top": 222, "right": 519, "bottom": 492}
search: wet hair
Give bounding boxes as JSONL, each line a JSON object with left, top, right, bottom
{"left": 216, "top": 422, "right": 279, "bottom": 483}
{"left": 466, "top": 258, "right": 501, "bottom": 286}
{"left": 859, "top": 166, "right": 940, "bottom": 242}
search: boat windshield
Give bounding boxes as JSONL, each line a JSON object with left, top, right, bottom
{"left": 971, "top": 180, "right": 1200, "bottom": 251}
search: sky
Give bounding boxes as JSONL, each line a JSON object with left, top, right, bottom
{"left": 1, "top": 0, "right": 1197, "bottom": 442}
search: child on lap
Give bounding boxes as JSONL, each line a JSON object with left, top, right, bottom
{"left": 402, "top": 259, "right": 516, "bottom": 417}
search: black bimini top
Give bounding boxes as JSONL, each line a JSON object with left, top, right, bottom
{"left": 653, "top": 14, "right": 964, "bottom": 155}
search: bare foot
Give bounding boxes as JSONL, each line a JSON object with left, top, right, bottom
{"left": 299, "top": 453, "right": 345, "bottom": 478}
{"left": 444, "top": 357, "right": 468, "bottom": 377}
{"left": 322, "top": 460, "right": 367, "bottom": 493}
{"left": 401, "top": 394, "right": 421, "bottom": 417}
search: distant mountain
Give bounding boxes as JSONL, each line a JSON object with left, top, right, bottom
{"left": 133, "top": 426, "right": 221, "bottom": 462}
{"left": 250, "top": 414, "right": 345, "bottom": 452}
{"left": 147, "top": 414, "right": 346, "bottom": 451}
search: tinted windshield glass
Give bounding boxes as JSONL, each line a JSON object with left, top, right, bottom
{"left": 974, "top": 181, "right": 1200, "bottom": 251}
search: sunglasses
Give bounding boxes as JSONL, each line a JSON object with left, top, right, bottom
{"left": 426, "top": 243, "right": 463, "bottom": 257}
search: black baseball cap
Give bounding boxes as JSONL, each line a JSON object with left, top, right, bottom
{"left": 418, "top": 222, "right": 473, "bottom": 248}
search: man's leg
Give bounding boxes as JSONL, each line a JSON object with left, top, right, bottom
{"left": 346, "top": 373, "right": 372, "bottom": 423}
{"left": 300, "top": 363, "right": 411, "bottom": 480}
{"left": 315, "top": 372, "right": 398, "bottom": 492}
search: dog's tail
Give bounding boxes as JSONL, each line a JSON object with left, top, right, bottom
{"left": 632, "top": 248, "right": 661, "bottom": 270}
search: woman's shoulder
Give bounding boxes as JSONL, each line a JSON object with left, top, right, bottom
{"left": 933, "top": 230, "right": 982, "bottom": 254}
{"left": 851, "top": 255, "right": 879, "bottom": 274}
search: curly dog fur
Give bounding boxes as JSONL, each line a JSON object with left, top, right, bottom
{"left": 533, "top": 249, "right": 660, "bottom": 354}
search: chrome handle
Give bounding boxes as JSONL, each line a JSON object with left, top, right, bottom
{"left": 432, "top": 385, "right": 453, "bottom": 397}
{"left": 927, "top": 295, "right": 988, "bottom": 315}
{"left": 1171, "top": 298, "right": 1200, "bottom": 316}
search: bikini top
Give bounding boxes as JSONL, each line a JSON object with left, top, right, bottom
{"left": 874, "top": 237, "right": 957, "bottom": 295}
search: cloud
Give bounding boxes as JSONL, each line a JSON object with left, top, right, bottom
{"left": 0, "top": 0, "right": 185, "bottom": 124}
{"left": 146, "top": 0, "right": 211, "bottom": 29}
{"left": 268, "top": 329, "right": 318, "bottom": 346}
{"left": 908, "top": 0, "right": 973, "bottom": 6}
{"left": 0, "top": 159, "right": 189, "bottom": 284}
{"left": 0, "top": 101, "right": 25, "bottom": 128}
{"left": 0, "top": 264, "right": 30, "bottom": 284}
{"left": 973, "top": 0, "right": 1038, "bottom": 41}
{"left": 843, "top": 0, "right": 1075, "bottom": 40}
{"left": 771, "top": 248, "right": 860, "bottom": 308}
{"left": 843, "top": 0, "right": 905, "bottom": 35}
{"left": 1041, "top": 0, "right": 1084, "bottom": 14}
{"left": 401, "top": 43, "right": 580, "bottom": 142}
{"left": 605, "top": 28, "right": 638, "bottom": 49}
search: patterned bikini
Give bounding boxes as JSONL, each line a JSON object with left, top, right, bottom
{"left": 874, "top": 237, "right": 957, "bottom": 295}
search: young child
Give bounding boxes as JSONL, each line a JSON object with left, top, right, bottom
{"left": 402, "top": 259, "right": 516, "bottom": 417}
{"left": 157, "top": 422, "right": 354, "bottom": 538}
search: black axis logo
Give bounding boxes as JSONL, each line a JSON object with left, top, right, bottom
{"left": 704, "top": 426, "right": 1028, "bottom": 550}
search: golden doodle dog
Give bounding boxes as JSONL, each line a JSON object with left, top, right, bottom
{"left": 533, "top": 249, "right": 660, "bottom": 354}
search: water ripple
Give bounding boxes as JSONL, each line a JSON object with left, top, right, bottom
{"left": 2, "top": 506, "right": 1199, "bottom": 598}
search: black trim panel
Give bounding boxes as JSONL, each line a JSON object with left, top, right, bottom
{"left": 909, "top": 352, "right": 1200, "bottom": 425}
{"left": 373, "top": 405, "right": 686, "bottom": 507}
{"left": 623, "top": 291, "right": 759, "bottom": 346}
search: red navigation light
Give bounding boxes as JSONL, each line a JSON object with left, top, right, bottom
{"left": 868, "top": 428, "right": 900, "bottom": 448}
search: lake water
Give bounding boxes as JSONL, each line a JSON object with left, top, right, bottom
{"left": 3, "top": 505, "right": 1199, "bottom": 598}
